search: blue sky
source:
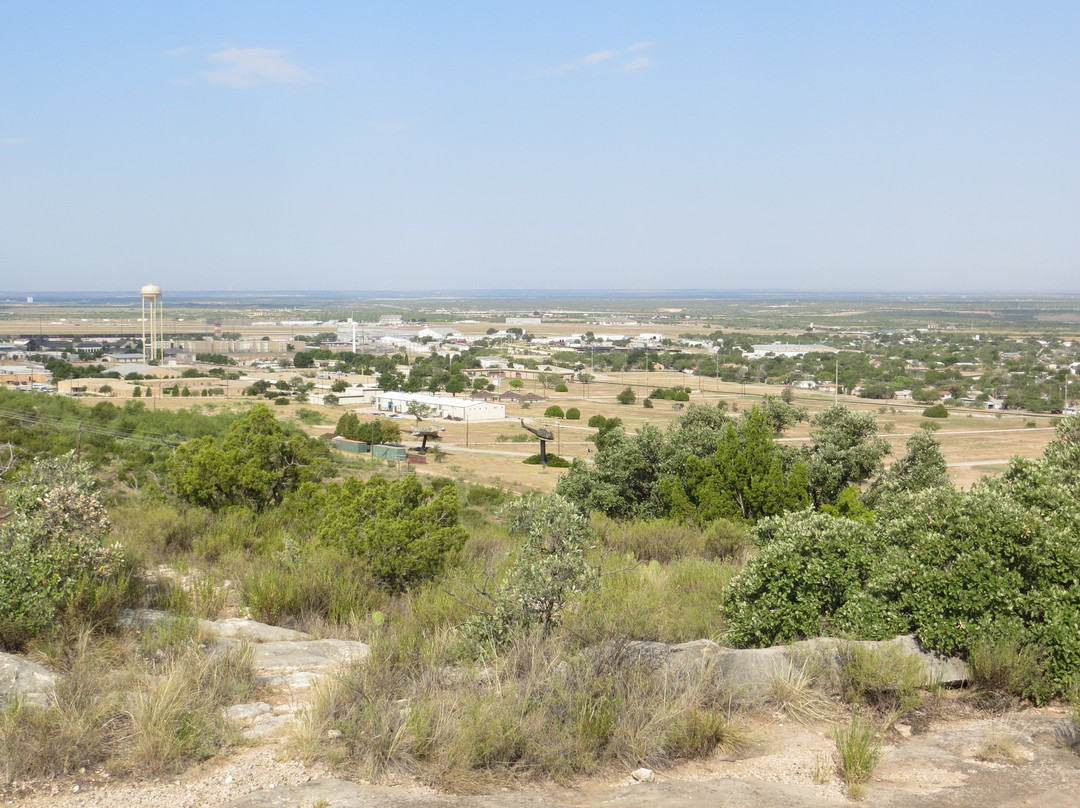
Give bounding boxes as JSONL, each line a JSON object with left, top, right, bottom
{"left": 2, "top": 1, "right": 1078, "bottom": 293}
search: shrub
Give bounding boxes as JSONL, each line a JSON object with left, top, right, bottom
{"left": 836, "top": 642, "right": 924, "bottom": 716}
{"left": 462, "top": 495, "right": 597, "bottom": 650}
{"left": 722, "top": 512, "right": 879, "bottom": 647}
{"left": 587, "top": 414, "right": 607, "bottom": 428}
{"left": 565, "top": 408, "right": 580, "bottom": 420}
{"left": 554, "top": 383, "right": 568, "bottom": 393}
{"left": 522, "top": 454, "right": 572, "bottom": 467}
{"left": 643, "top": 398, "right": 653, "bottom": 408}
{"left": 544, "top": 405, "right": 565, "bottom": 418}
{"left": 617, "top": 387, "right": 636, "bottom": 405}
{"left": 922, "top": 402, "right": 949, "bottom": 418}
{"left": 169, "top": 405, "right": 324, "bottom": 512}
{"left": 315, "top": 475, "right": 469, "bottom": 594}
{"left": 0, "top": 454, "right": 126, "bottom": 649}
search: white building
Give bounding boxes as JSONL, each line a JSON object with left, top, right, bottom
{"left": 745, "top": 343, "right": 840, "bottom": 359}
{"left": 370, "top": 391, "right": 506, "bottom": 422}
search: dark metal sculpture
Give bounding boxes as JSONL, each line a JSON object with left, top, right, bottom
{"left": 520, "top": 418, "right": 554, "bottom": 467}
{"left": 410, "top": 427, "right": 442, "bottom": 452}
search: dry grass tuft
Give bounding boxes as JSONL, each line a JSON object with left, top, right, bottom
{"left": 765, "top": 658, "right": 838, "bottom": 724}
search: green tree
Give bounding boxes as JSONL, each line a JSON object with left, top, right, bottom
{"left": 544, "top": 405, "right": 564, "bottom": 418}
{"left": 331, "top": 378, "right": 348, "bottom": 393}
{"left": 537, "top": 372, "right": 562, "bottom": 390}
{"left": 315, "top": 475, "right": 468, "bottom": 592}
{"left": 864, "top": 428, "right": 950, "bottom": 509}
{"left": 664, "top": 407, "right": 810, "bottom": 523}
{"left": 804, "top": 406, "right": 890, "bottom": 507}
{"left": 169, "top": 405, "right": 322, "bottom": 511}
{"left": 444, "top": 374, "right": 466, "bottom": 396}
{"left": 407, "top": 400, "right": 433, "bottom": 424}
{"left": 616, "top": 386, "right": 636, "bottom": 405}
{"left": 335, "top": 412, "right": 362, "bottom": 440}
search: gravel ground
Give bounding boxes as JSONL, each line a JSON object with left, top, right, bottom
{"left": 1, "top": 745, "right": 331, "bottom": 808}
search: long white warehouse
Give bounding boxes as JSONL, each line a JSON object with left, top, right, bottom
{"left": 370, "top": 391, "right": 506, "bottom": 422}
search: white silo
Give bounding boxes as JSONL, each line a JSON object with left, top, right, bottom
{"left": 140, "top": 284, "right": 164, "bottom": 363}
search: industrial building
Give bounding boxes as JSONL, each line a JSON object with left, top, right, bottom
{"left": 370, "top": 391, "right": 506, "bottom": 422}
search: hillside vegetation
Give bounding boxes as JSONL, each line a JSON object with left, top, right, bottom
{"left": 2, "top": 387, "right": 1080, "bottom": 788}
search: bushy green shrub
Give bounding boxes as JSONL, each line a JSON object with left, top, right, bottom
{"left": 544, "top": 405, "right": 565, "bottom": 418}
{"left": 0, "top": 454, "right": 127, "bottom": 648}
{"left": 587, "top": 414, "right": 607, "bottom": 428}
{"left": 315, "top": 475, "right": 469, "bottom": 593}
{"left": 565, "top": 408, "right": 580, "bottom": 420}
{"left": 617, "top": 387, "right": 636, "bottom": 405}
{"left": 922, "top": 402, "right": 949, "bottom": 418}
{"left": 722, "top": 511, "right": 879, "bottom": 647}
{"left": 724, "top": 415, "right": 1080, "bottom": 697}
{"left": 554, "top": 383, "right": 569, "bottom": 393}
{"left": 169, "top": 405, "right": 324, "bottom": 512}
{"left": 462, "top": 495, "right": 596, "bottom": 650}
{"left": 523, "top": 454, "right": 572, "bottom": 467}
{"left": 643, "top": 398, "right": 654, "bottom": 408}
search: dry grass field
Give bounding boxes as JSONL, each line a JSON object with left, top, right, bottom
{"left": 276, "top": 369, "right": 1059, "bottom": 496}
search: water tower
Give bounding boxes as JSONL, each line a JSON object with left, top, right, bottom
{"left": 140, "top": 284, "right": 163, "bottom": 363}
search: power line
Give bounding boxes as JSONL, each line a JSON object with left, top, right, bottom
{"left": 0, "top": 408, "right": 183, "bottom": 447}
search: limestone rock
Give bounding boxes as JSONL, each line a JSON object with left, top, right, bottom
{"left": 0, "top": 651, "right": 56, "bottom": 705}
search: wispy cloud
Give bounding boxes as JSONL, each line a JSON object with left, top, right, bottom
{"left": 202, "top": 47, "right": 315, "bottom": 88}
{"left": 164, "top": 45, "right": 194, "bottom": 57}
{"left": 622, "top": 56, "right": 653, "bottom": 71}
{"left": 0, "top": 137, "right": 28, "bottom": 146}
{"left": 583, "top": 50, "right": 615, "bottom": 65}
{"left": 534, "top": 42, "right": 655, "bottom": 77}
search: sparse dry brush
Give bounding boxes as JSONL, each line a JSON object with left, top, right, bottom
{"left": 295, "top": 630, "right": 748, "bottom": 792}
{"left": 1, "top": 624, "right": 253, "bottom": 780}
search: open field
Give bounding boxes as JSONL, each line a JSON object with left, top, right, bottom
{"left": 266, "top": 368, "right": 1061, "bottom": 494}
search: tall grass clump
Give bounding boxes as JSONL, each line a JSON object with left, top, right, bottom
{"left": 240, "top": 550, "right": 379, "bottom": 628}
{"left": 968, "top": 637, "right": 1049, "bottom": 703}
{"left": 0, "top": 632, "right": 119, "bottom": 780}
{"left": 564, "top": 556, "right": 738, "bottom": 647}
{"left": 125, "top": 643, "right": 253, "bottom": 773}
{"left": 764, "top": 658, "right": 837, "bottom": 724}
{"left": 837, "top": 643, "right": 925, "bottom": 719}
{"left": 0, "top": 630, "right": 253, "bottom": 781}
{"left": 833, "top": 711, "right": 881, "bottom": 799}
